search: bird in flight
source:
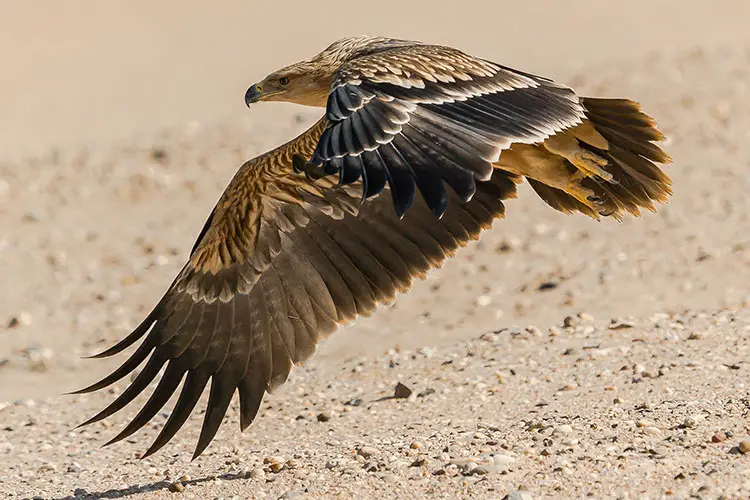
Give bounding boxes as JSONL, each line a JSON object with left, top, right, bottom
{"left": 75, "top": 36, "right": 671, "bottom": 459}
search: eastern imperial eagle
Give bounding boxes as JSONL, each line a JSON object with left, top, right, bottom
{"left": 75, "top": 36, "right": 671, "bottom": 458}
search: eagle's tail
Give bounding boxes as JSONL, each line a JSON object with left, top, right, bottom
{"left": 496, "top": 97, "right": 672, "bottom": 220}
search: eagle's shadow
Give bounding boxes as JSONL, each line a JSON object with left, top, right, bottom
{"left": 46, "top": 470, "right": 252, "bottom": 500}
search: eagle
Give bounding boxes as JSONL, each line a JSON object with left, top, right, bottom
{"left": 75, "top": 36, "right": 671, "bottom": 459}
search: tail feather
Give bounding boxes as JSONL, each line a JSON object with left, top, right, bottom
{"left": 580, "top": 97, "right": 671, "bottom": 218}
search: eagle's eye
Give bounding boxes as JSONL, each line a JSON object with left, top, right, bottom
{"left": 279, "top": 76, "right": 290, "bottom": 86}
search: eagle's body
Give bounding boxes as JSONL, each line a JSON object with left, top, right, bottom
{"left": 76, "top": 37, "right": 671, "bottom": 458}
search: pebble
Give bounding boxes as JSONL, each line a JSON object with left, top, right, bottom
{"left": 363, "top": 460, "right": 379, "bottom": 472}
{"left": 712, "top": 432, "right": 726, "bottom": 443}
{"left": 357, "top": 446, "right": 379, "bottom": 458}
{"left": 504, "top": 491, "right": 533, "bottom": 500}
{"left": 553, "top": 424, "right": 573, "bottom": 435}
{"left": 269, "top": 462, "right": 284, "bottom": 473}
{"left": 168, "top": 481, "right": 185, "bottom": 493}
{"left": 381, "top": 472, "right": 398, "bottom": 483}
{"left": 642, "top": 426, "right": 663, "bottom": 437}
{"left": 492, "top": 454, "right": 517, "bottom": 469}
{"left": 683, "top": 415, "right": 704, "bottom": 428}
{"left": 249, "top": 468, "right": 266, "bottom": 480}
{"left": 739, "top": 440, "right": 750, "bottom": 454}
{"left": 578, "top": 312, "right": 594, "bottom": 322}
{"left": 477, "top": 295, "right": 493, "bottom": 307}
{"left": 37, "top": 462, "right": 57, "bottom": 473}
{"left": 285, "top": 458, "right": 299, "bottom": 469}
{"left": 394, "top": 382, "right": 413, "bottom": 399}
{"left": 609, "top": 318, "right": 635, "bottom": 330}
{"left": 471, "top": 466, "right": 491, "bottom": 475}
{"left": 317, "top": 411, "right": 331, "bottom": 422}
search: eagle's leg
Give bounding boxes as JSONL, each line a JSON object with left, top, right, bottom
{"left": 543, "top": 130, "right": 613, "bottom": 183}
{"left": 496, "top": 144, "right": 600, "bottom": 211}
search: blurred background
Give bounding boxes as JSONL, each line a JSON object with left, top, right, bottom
{"left": 1, "top": 1, "right": 750, "bottom": 402}
{"left": 2, "top": 0, "right": 750, "bottom": 158}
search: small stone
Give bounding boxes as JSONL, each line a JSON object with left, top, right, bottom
{"left": 496, "top": 240, "right": 516, "bottom": 253}
{"left": 410, "top": 442, "right": 422, "bottom": 450}
{"left": 738, "top": 440, "right": 750, "bottom": 454}
{"left": 554, "top": 424, "right": 573, "bottom": 435}
{"left": 538, "top": 281, "right": 558, "bottom": 292}
{"left": 381, "top": 472, "right": 398, "bottom": 483}
{"left": 363, "top": 460, "right": 379, "bottom": 472}
{"left": 525, "top": 325, "right": 542, "bottom": 337}
{"left": 37, "top": 462, "right": 57, "bottom": 473}
{"left": 504, "top": 491, "right": 533, "bottom": 500}
{"left": 357, "top": 446, "right": 379, "bottom": 458}
{"left": 317, "top": 412, "right": 331, "bottom": 422}
{"left": 711, "top": 432, "right": 726, "bottom": 443}
{"left": 460, "top": 462, "right": 478, "bottom": 475}
{"left": 410, "top": 457, "right": 428, "bottom": 467}
{"left": 563, "top": 316, "right": 576, "bottom": 328}
{"left": 491, "top": 454, "right": 517, "bottom": 468}
{"left": 278, "top": 491, "right": 302, "bottom": 500}
{"left": 477, "top": 295, "right": 493, "bottom": 307}
{"left": 168, "top": 482, "right": 185, "bottom": 493}
{"left": 609, "top": 318, "right": 635, "bottom": 330}
{"left": 67, "top": 462, "right": 83, "bottom": 473}
{"left": 642, "top": 426, "right": 662, "bottom": 437}
{"left": 394, "top": 382, "right": 413, "bottom": 399}
{"left": 269, "top": 462, "right": 284, "bottom": 473}
{"left": 250, "top": 467, "right": 266, "bottom": 480}
{"left": 683, "top": 415, "right": 704, "bottom": 428}
{"left": 432, "top": 468, "right": 446, "bottom": 476}
{"left": 578, "top": 312, "right": 594, "bottom": 322}
{"left": 637, "top": 419, "right": 654, "bottom": 428}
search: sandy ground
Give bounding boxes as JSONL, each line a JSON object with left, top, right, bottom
{"left": 2, "top": 2, "right": 750, "bottom": 499}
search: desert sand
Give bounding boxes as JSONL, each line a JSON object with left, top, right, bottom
{"left": 1, "top": 2, "right": 750, "bottom": 498}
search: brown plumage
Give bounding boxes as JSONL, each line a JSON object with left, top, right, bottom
{"left": 77, "top": 36, "right": 671, "bottom": 459}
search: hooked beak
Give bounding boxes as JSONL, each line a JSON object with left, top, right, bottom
{"left": 245, "top": 84, "right": 263, "bottom": 107}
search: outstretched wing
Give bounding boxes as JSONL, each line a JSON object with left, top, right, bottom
{"left": 75, "top": 118, "right": 520, "bottom": 459}
{"left": 309, "top": 44, "right": 586, "bottom": 218}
